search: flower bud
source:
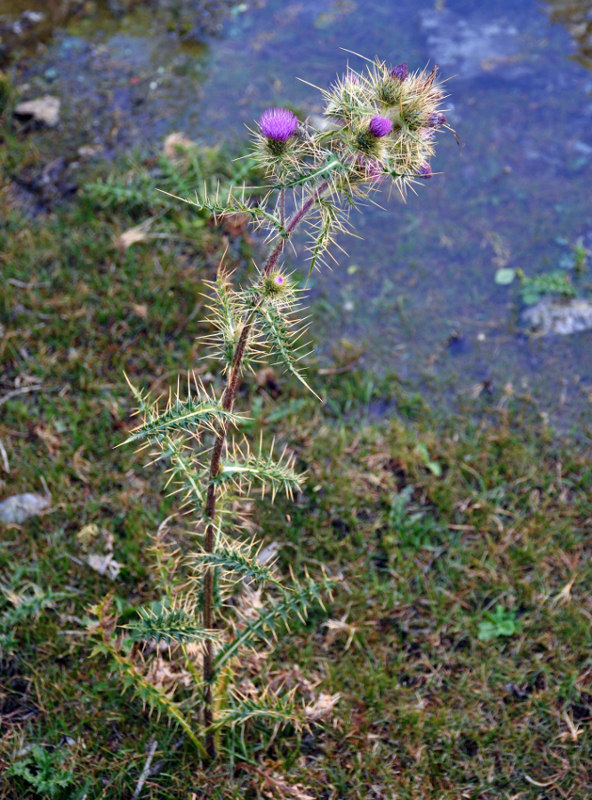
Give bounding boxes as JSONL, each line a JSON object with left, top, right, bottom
{"left": 357, "top": 155, "right": 384, "bottom": 182}
{"left": 368, "top": 115, "right": 393, "bottom": 138}
{"left": 390, "top": 62, "right": 408, "bottom": 82}
{"left": 427, "top": 111, "right": 446, "bottom": 128}
{"left": 262, "top": 271, "right": 289, "bottom": 299}
{"left": 417, "top": 162, "right": 433, "bottom": 179}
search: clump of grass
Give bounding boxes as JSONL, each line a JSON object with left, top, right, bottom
{"left": 0, "top": 71, "right": 11, "bottom": 119}
{"left": 257, "top": 402, "right": 592, "bottom": 798}
{"left": 85, "top": 139, "right": 261, "bottom": 220}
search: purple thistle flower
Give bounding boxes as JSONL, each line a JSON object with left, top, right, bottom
{"left": 259, "top": 108, "right": 298, "bottom": 142}
{"left": 345, "top": 70, "right": 360, "bottom": 84}
{"left": 273, "top": 274, "right": 285, "bottom": 286}
{"left": 390, "top": 62, "right": 408, "bottom": 82}
{"left": 417, "top": 162, "right": 433, "bottom": 179}
{"left": 368, "top": 115, "right": 393, "bottom": 138}
{"left": 428, "top": 111, "right": 447, "bottom": 128}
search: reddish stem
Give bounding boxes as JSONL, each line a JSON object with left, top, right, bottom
{"left": 201, "top": 180, "right": 328, "bottom": 758}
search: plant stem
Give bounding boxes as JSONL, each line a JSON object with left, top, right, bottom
{"left": 201, "top": 179, "right": 328, "bottom": 758}
{"left": 262, "top": 182, "right": 327, "bottom": 278}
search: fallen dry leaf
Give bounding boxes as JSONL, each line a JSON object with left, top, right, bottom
{"left": 323, "top": 615, "right": 358, "bottom": 650}
{"left": 145, "top": 656, "right": 192, "bottom": 692}
{"left": 130, "top": 303, "right": 148, "bottom": 319}
{"left": 237, "top": 678, "right": 259, "bottom": 699}
{"left": 0, "top": 439, "right": 9, "bottom": 473}
{"left": 102, "top": 528, "right": 115, "bottom": 553}
{"left": 265, "top": 783, "right": 315, "bottom": 800}
{"left": 72, "top": 446, "right": 91, "bottom": 483}
{"left": 257, "top": 540, "right": 280, "bottom": 565}
{"left": 34, "top": 423, "right": 62, "bottom": 458}
{"left": 259, "top": 772, "right": 316, "bottom": 800}
{"left": 268, "top": 664, "right": 320, "bottom": 696}
{"left": 77, "top": 523, "right": 101, "bottom": 548}
{"left": 77, "top": 144, "right": 103, "bottom": 159}
{"left": 551, "top": 576, "right": 576, "bottom": 606}
{"left": 304, "top": 692, "right": 341, "bottom": 722}
{"left": 115, "top": 224, "right": 150, "bottom": 252}
{"left": 86, "top": 552, "right": 122, "bottom": 580}
{"left": 248, "top": 764, "right": 316, "bottom": 800}
{"left": 236, "top": 586, "right": 265, "bottom": 623}
{"left": 242, "top": 648, "right": 273, "bottom": 674}
{"left": 163, "top": 131, "right": 196, "bottom": 159}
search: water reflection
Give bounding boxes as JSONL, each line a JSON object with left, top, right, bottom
{"left": 5, "top": 0, "right": 592, "bottom": 426}
{"left": 0, "top": 0, "right": 79, "bottom": 64}
{"left": 0, "top": 1, "right": 233, "bottom": 65}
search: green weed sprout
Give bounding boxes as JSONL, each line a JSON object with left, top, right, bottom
{"left": 478, "top": 605, "right": 521, "bottom": 641}
{"left": 91, "top": 56, "right": 449, "bottom": 760}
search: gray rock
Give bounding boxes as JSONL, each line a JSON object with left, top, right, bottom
{"left": 14, "top": 95, "right": 61, "bottom": 127}
{"left": 0, "top": 492, "right": 51, "bottom": 525}
{"left": 522, "top": 297, "right": 592, "bottom": 336}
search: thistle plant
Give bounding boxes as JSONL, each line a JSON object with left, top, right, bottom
{"left": 91, "top": 55, "right": 449, "bottom": 761}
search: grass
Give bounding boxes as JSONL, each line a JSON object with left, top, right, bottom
{"left": 1, "top": 114, "right": 592, "bottom": 799}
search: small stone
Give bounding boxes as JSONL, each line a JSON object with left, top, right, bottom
{"left": 77, "top": 144, "right": 103, "bottom": 159}
{"left": 522, "top": 297, "right": 592, "bottom": 336}
{"left": 14, "top": 95, "right": 60, "bottom": 127}
{"left": 22, "top": 11, "right": 44, "bottom": 24}
{"left": 0, "top": 492, "right": 51, "bottom": 525}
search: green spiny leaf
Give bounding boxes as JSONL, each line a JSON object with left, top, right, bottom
{"left": 307, "top": 197, "right": 344, "bottom": 276}
{"left": 126, "top": 599, "right": 220, "bottom": 645}
{"left": 89, "top": 603, "right": 207, "bottom": 757}
{"left": 202, "top": 271, "right": 246, "bottom": 369}
{"left": 214, "top": 438, "right": 303, "bottom": 499}
{"left": 192, "top": 535, "right": 284, "bottom": 588}
{"left": 254, "top": 306, "right": 318, "bottom": 398}
{"left": 125, "top": 388, "right": 243, "bottom": 445}
{"left": 160, "top": 435, "right": 207, "bottom": 510}
{"left": 206, "top": 691, "right": 300, "bottom": 732}
{"left": 213, "top": 572, "right": 336, "bottom": 673}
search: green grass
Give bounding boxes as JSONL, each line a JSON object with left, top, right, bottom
{"left": 1, "top": 118, "right": 591, "bottom": 799}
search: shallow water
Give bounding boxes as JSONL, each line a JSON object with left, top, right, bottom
{"left": 7, "top": 0, "right": 592, "bottom": 428}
